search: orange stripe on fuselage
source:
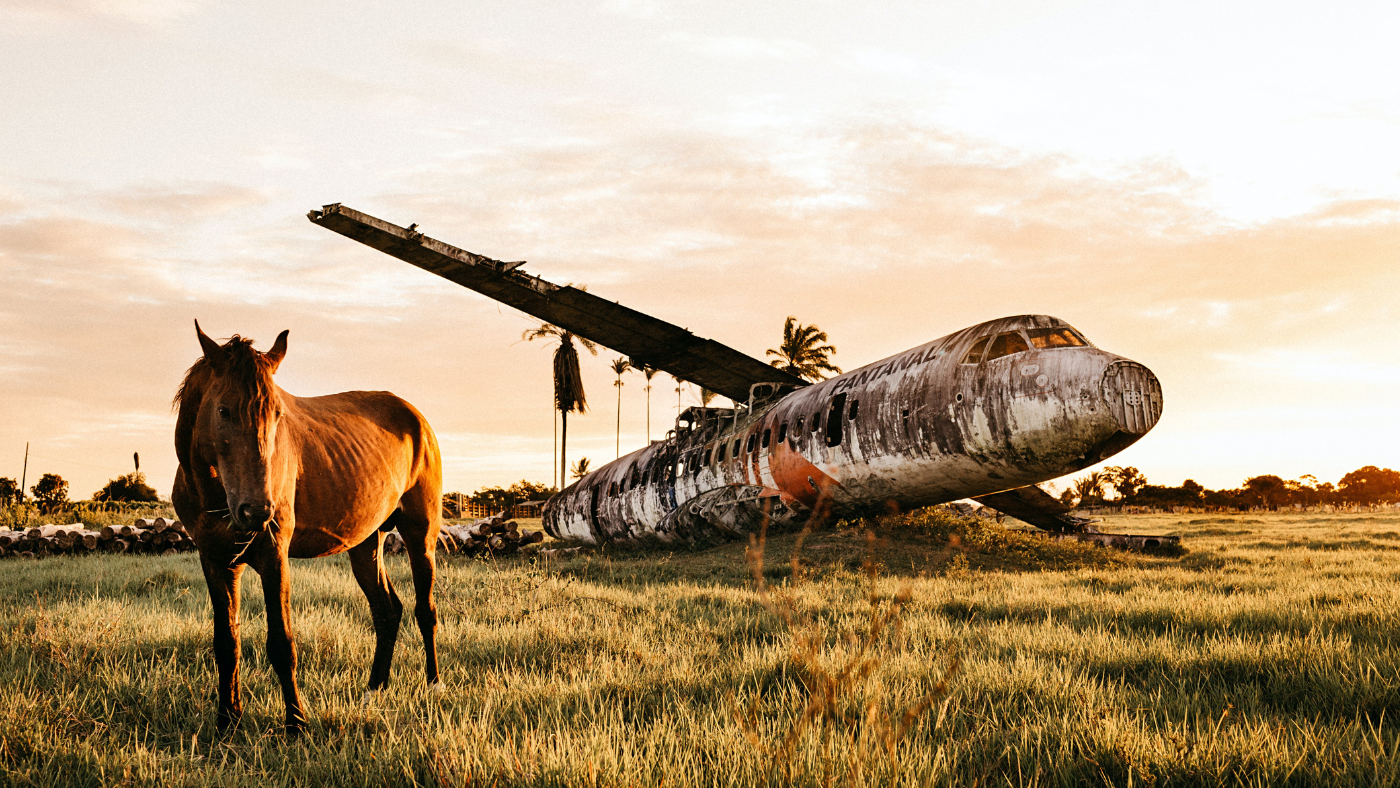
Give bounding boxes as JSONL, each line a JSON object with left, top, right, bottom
{"left": 762, "top": 438, "right": 842, "bottom": 509}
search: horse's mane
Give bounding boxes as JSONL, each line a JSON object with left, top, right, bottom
{"left": 173, "top": 336, "right": 280, "bottom": 466}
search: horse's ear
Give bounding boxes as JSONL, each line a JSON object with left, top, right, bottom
{"left": 265, "top": 330, "right": 289, "bottom": 373}
{"left": 195, "top": 320, "right": 224, "bottom": 367}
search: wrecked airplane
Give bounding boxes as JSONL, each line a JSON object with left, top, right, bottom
{"left": 309, "top": 203, "right": 1172, "bottom": 548}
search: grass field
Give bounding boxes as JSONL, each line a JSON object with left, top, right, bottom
{"left": 4, "top": 509, "right": 1400, "bottom": 786}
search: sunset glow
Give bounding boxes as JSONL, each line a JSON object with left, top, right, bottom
{"left": 3, "top": 0, "right": 1397, "bottom": 499}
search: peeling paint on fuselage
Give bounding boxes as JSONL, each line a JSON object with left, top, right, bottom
{"left": 544, "top": 315, "right": 1162, "bottom": 545}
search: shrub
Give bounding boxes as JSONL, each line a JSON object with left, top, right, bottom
{"left": 92, "top": 472, "right": 160, "bottom": 503}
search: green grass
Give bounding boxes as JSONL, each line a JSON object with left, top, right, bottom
{"left": 1, "top": 501, "right": 177, "bottom": 530}
{"left": 3, "top": 510, "right": 1400, "bottom": 786}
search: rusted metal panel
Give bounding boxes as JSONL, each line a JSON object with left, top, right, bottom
{"left": 1054, "top": 532, "right": 1181, "bottom": 550}
{"left": 307, "top": 204, "right": 806, "bottom": 402}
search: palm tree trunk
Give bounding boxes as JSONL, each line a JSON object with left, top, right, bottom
{"left": 645, "top": 385, "right": 651, "bottom": 443}
{"left": 551, "top": 411, "right": 562, "bottom": 489}
{"left": 615, "top": 385, "right": 622, "bottom": 457}
{"left": 553, "top": 406, "right": 558, "bottom": 490}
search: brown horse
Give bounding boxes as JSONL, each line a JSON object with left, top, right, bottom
{"left": 172, "top": 322, "right": 443, "bottom": 734}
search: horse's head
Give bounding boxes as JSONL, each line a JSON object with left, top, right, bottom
{"left": 186, "top": 321, "right": 290, "bottom": 532}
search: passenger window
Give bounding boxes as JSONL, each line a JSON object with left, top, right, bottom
{"left": 812, "top": 413, "right": 822, "bottom": 431}
{"left": 984, "top": 332, "right": 1030, "bottom": 361}
{"left": 1026, "top": 327, "right": 1087, "bottom": 349}
{"left": 703, "top": 448, "right": 712, "bottom": 464}
{"left": 848, "top": 400, "right": 859, "bottom": 420}
{"left": 825, "top": 393, "right": 847, "bottom": 447}
{"left": 609, "top": 482, "right": 617, "bottom": 496}
{"left": 777, "top": 423, "right": 787, "bottom": 443}
{"left": 961, "top": 336, "right": 990, "bottom": 364}
{"left": 762, "top": 428, "right": 771, "bottom": 449}
{"left": 746, "top": 434, "right": 757, "bottom": 453}
{"left": 795, "top": 416, "right": 804, "bottom": 434}
{"left": 732, "top": 438, "right": 741, "bottom": 457}
{"left": 717, "top": 444, "right": 726, "bottom": 462}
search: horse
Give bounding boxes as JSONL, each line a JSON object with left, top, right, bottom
{"left": 172, "top": 321, "right": 444, "bottom": 735}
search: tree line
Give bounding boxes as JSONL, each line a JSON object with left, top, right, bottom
{"left": 0, "top": 472, "right": 159, "bottom": 514}
{"left": 1057, "top": 466, "right": 1400, "bottom": 510}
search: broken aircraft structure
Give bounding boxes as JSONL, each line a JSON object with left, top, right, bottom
{"left": 309, "top": 203, "right": 1176, "bottom": 550}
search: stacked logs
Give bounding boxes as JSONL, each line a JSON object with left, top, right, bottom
{"left": 381, "top": 515, "right": 544, "bottom": 558}
{"left": 0, "top": 517, "right": 195, "bottom": 559}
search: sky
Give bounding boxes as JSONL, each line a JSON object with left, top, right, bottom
{"left": 2, "top": 0, "right": 1397, "bottom": 500}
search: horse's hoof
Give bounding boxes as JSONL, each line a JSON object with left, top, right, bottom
{"left": 430, "top": 680, "right": 445, "bottom": 696}
{"left": 216, "top": 708, "right": 243, "bottom": 732}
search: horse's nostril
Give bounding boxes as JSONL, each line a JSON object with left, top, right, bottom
{"left": 237, "top": 502, "right": 272, "bottom": 529}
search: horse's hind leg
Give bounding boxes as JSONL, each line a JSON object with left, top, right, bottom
{"left": 396, "top": 484, "right": 441, "bottom": 687}
{"left": 348, "top": 529, "right": 403, "bottom": 692}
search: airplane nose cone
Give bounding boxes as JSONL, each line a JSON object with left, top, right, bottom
{"left": 1101, "top": 361, "right": 1163, "bottom": 434}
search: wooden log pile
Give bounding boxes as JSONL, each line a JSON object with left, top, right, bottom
{"left": 381, "top": 516, "right": 544, "bottom": 558}
{"left": 0, "top": 517, "right": 196, "bottom": 559}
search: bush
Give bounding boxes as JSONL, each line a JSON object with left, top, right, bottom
{"left": 92, "top": 472, "right": 160, "bottom": 503}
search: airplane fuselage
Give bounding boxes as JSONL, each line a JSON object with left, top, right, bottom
{"left": 544, "top": 315, "right": 1162, "bottom": 544}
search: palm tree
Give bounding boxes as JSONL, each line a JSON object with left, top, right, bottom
{"left": 630, "top": 361, "right": 659, "bottom": 442}
{"left": 699, "top": 387, "right": 717, "bottom": 407}
{"left": 570, "top": 457, "right": 591, "bottom": 480}
{"left": 524, "top": 322, "right": 597, "bottom": 489}
{"left": 766, "top": 316, "right": 841, "bottom": 381}
{"left": 1071, "top": 472, "right": 1106, "bottom": 507}
{"left": 609, "top": 357, "right": 631, "bottom": 457}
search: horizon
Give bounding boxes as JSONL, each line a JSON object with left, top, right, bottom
{"left": 3, "top": 1, "right": 1397, "bottom": 499}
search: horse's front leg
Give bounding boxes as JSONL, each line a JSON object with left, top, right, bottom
{"left": 199, "top": 556, "right": 244, "bottom": 731}
{"left": 257, "top": 537, "right": 308, "bottom": 734}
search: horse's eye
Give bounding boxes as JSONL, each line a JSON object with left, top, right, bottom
{"left": 217, "top": 406, "right": 232, "bottom": 422}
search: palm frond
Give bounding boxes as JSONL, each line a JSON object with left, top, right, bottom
{"left": 553, "top": 334, "right": 587, "bottom": 414}
{"left": 766, "top": 316, "right": 841, "bottom": 382}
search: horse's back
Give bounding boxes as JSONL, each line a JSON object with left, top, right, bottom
{"left": 287, "top": 389, "right": 441, "bottom": 556}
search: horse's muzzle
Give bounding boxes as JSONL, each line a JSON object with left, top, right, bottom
{"left": 235, "top": 501, "right": 274, "bottom": 532}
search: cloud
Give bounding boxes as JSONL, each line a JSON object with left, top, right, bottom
{"left": 661, "top": 32, "right": 820, "bottom": 63}
{"left": 407, "top": 38, "right": 593, "bottom": 91}
{"left": 4, "top": 119, "right": 1397, "bottom": 495}
{"left": 0, "top": 0, "right": 203, "bottom": 24}
{"left": 97, "top": 182, "right": 269, "bottom": 221}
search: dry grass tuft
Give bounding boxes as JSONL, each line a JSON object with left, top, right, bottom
{"left": 734, "top": 512, "right": 961, "bottom": 785}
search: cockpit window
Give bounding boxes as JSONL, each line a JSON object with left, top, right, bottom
{"left": 1026, "top": 327, "right": 1087, "bottom": 349}
{"left": 960, "top": 336, "right": 990, "bottom": 364}
{"left": 984, "top": 331, "right": 1030, "bottom": 362}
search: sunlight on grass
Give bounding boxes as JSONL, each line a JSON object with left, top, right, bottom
{"left": 2, "top": 510, "right": 1399, "bottom": 785}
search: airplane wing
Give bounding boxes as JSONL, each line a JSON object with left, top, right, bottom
{"left": 307, "top": 203, "right": 807, "bottom": 403}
